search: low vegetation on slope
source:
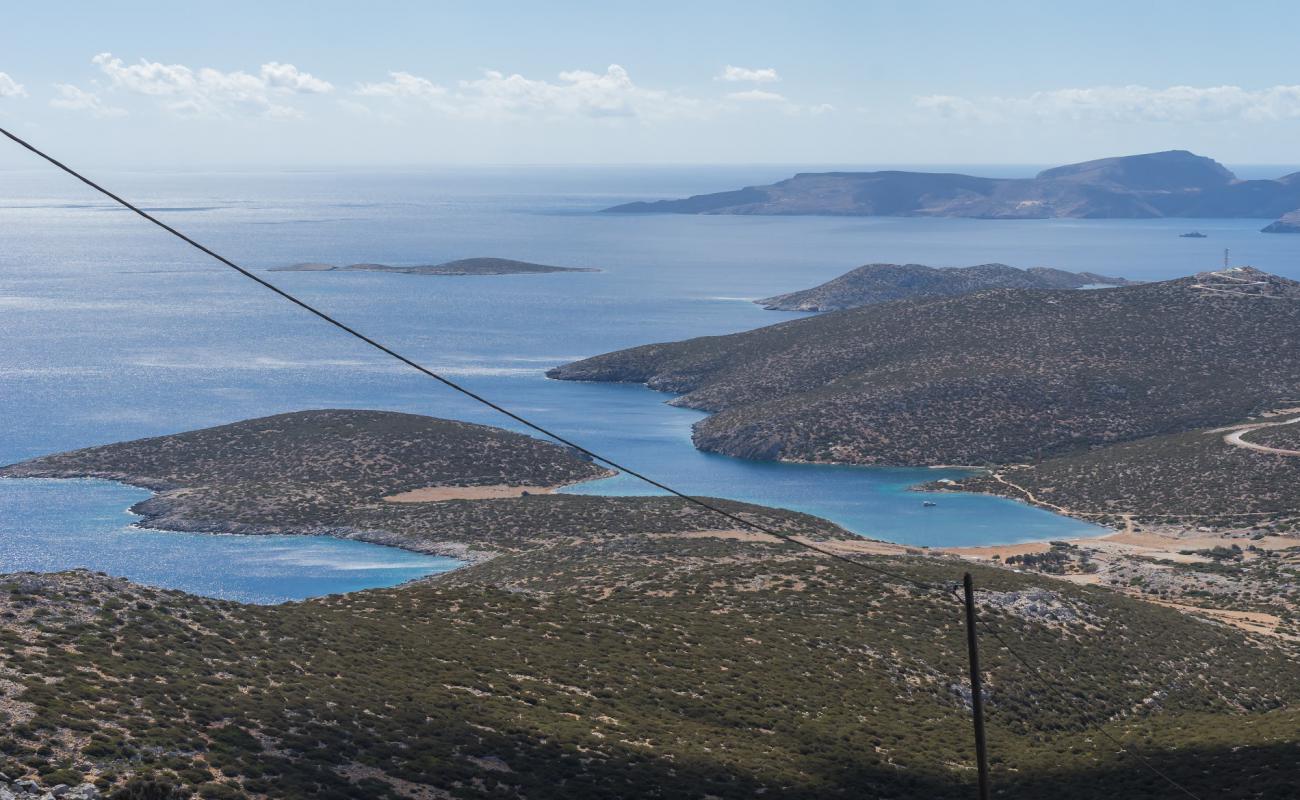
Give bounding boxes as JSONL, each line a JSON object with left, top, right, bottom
{"left": 0, "top": 410, "right": 612, "bottom": 539}
{"left": 950, "top": 412, "right": 1300, "bottom": 528}
{"left": 757, "top": 263, "right": 1134, "bottom": 312}
{"left": 550, "top": 268, "right": 1300, "bottom": 466}
{"left": 1, "top": 412, "right": 1298, "bottom": 798}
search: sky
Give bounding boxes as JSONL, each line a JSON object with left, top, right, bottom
{"left": 2, "top": 1, "right": 1300, "bottom": 169}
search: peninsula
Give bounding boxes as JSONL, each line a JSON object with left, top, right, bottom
{"left": 758, "top": 263, "right": 1135, "bottom": 312}
{"left": 605, "top": 150, "right": 1300, "bottom": 220}
{"left": 270, "top": 257, "right": 599, "bottom": 275}
{"left": 550, "top": 267, "right": 1300, "bottom": 468}
{"left": 2, "top": 410, "right": 1298, "bottom": 798}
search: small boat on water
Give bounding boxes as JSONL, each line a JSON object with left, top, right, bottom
{"left": 922, "top": 500, "right": 937, "bottom": 507}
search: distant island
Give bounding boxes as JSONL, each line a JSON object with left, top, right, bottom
{"left": 1263, "top": 210, "right": 1300, "bottom": 233}
{"left": 270, "top": 257, "right": 600, "bottom": 275}
{"left": 550, "top": 267, "right": 1300, "bottom": 472}
{"left": 605, "top": 150, "right": 1300, "bottom": 221}
{"left": 1179, "top": 232, "right": 1207, "bottom": 238}
{"left": 758, "top": 263, "right": 1136, "bottom": 312}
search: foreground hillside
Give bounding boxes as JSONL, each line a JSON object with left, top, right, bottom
{"left": 550, "top": 268, "right": 1300, "bottom": 466}
{"left": 606, "top": 150, "right": 1300, "bottom": 220}
{"left": 2, "top": 411, "right": 1298, "bottom": 798}
{"left": 758, "top": 263, "right": 1134, "bottom": 312}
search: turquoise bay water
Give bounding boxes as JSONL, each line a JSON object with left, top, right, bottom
{"left": 3, "top": 164, "right": 1299, "bottom": 599}
{"left": 0, "top": 479, "right": 460, "bottom": 604}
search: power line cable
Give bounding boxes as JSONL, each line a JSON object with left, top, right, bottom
{"left": 0, "top": 125, "right": 938, "bottom": 593}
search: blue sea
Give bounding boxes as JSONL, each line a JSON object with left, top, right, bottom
{"left": 3, "top": 164, "right": 1298, "bottom": 602}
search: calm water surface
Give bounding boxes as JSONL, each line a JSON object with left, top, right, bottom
{"left": 2, "top": 165, "right": 1298, "bottom": 599}
{"left": 0, "top": 479, "right": 459, "bottom": 604}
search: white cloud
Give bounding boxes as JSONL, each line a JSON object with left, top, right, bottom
{"left": 358, "top": 64, "right": 698, "bottom": 121}
{"left": 916, "top": 84, "right": 1300, "bottom": 124}
{"left": 718, "top": 65, "right": 779, "bottom": 83}
{"left": 726, "top": 89, "right": 787, "bottom": 103}
{"left": 50, "top": 84, "right": 126, "bottom": 117}
{"left": 90, "top": 53, "right": 332, "bottom": 118}
{"left": 0, "top": 72, "right": 26, "bottom": 98}
{"left": 259, "top": 62, "right": 333, "bottom": 94}
{"left": 462, "top": 65, "right": 688, "bottom": 119}
{"left": 723, "top": 90, "right": 833, "bottom": 117}
{"left": 357, "top": 71, "right": 448, "bottom": 100}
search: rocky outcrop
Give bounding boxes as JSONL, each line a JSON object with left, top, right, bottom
{"left": 0, "top": 774, "right": 101, "bottom": 800}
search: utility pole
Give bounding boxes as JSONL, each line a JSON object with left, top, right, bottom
{"left": 962, "top": 572, "right": 991, "bottom": 800}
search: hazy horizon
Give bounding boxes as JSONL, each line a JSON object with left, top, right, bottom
{"left": 4, "top": 1, "right": 1300, "bottom": 169}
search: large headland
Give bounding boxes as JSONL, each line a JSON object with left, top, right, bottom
{"left": 604, "top": 150, "right": 1300, "bottom": 232}
{"left": 549, "top": 266, "right": 1300, "bottom": 533}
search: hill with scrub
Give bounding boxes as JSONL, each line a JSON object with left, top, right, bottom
{"left": 948, "top": 409, "right": 1300, "bottom": 529}
{"left": 758, "top": 263, "right": 1135, "bottom": 312}
{"left": 549, "top": 268, "right": 1300, "bottom": 466}
{"left": 605, "top": 150, "right": 1300, "bottom": 219}
{"left": 1, "top": 411, "right": 1298, "bottom": 798}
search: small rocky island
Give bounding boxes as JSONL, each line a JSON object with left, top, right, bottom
{"left": 758, "top": 263, "right": 1135, "bottom": 312}
{"left": 270, "top": 257, "right": 599, "bottom": 275}
{"left": 1263, "top": 210, "right": 1300, "bottom": 233}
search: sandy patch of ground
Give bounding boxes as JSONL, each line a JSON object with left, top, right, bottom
{"left": 384, "top": 484, "right": 563, "bottom": 503}
{"left": 808, "top": 538, "right": 913, "bottom": 556}
{"left": 1148, "top": 600, "right": 1299, "bottom": 642}
{"left": 944, "top": 529, "right": 1295, "bottom": 563}
{"left": 938, "top": 541, "right": 1052, "bottom": 560}
{"left": 647, "top": 531, "right": 916, "bottom": 558}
